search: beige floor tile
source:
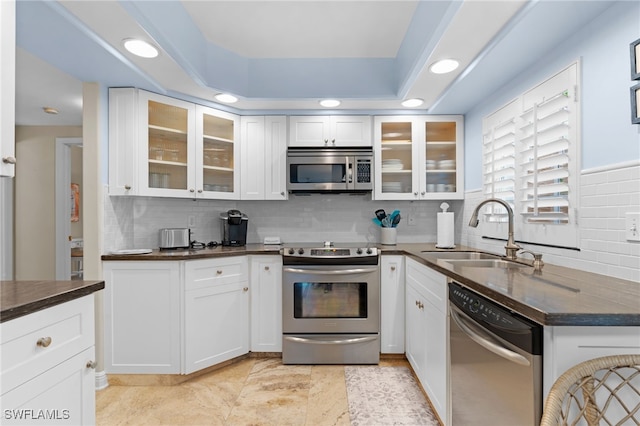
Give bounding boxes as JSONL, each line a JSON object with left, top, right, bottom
{"left": 306, "top": 366, "right": 350, "bottom": 426}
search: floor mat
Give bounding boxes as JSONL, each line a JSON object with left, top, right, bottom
{"left": 345, "top": 366, "right": 439, "bottom": 426}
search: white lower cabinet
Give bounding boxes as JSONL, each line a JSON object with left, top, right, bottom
{"left": 543, "top": 325, "right": 640, "bottom": 398}
{"left": 380, "top": 255, "right": 405, "bottom": 354}
{"left": 249, "top": 255, "right": 283, "bottom": 352}
{"left": 103, "top": 261, "right": 182, "bottom": 374}
{"left": 184, "top": 257, "right": 249, "bottom": 374}
{"left": 104, "top": 256, "right": 257, "bottom": 376}
{"left": 0, "top": 295, "right": 96, "bottom": 425}
{"left": 405, "top": 258, "right": 448, "bottom": 425}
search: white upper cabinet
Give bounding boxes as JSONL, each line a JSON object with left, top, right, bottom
{"left": 240, "top": 116, "right": 287, "bottom": 200}
{"left": 195, "top": 105, "right": 240, "bottom": 200}
{"left": 289, "top": 115, "right": 372, "bottom": 147}
{"left": 0, "top": 0, "right": 16, "bottom": 177}
{"left": 374, "top": 115, "right": 464, "bottom": 200}
{"left": 108, "top": 88, "right": 240, "bottom": 199}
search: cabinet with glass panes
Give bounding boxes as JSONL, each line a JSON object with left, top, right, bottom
{"left": 108, "top": 88, "right": 239, "bottom": 199}
{"left": 374, "top": 116, "right": 463, "bottom": 200}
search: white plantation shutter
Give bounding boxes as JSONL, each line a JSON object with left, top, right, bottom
{"left": 482, "top": 99, "right": 519, "bottom": 223}
{"left": 481, "top": 62, "right": 580, "bottom": 248}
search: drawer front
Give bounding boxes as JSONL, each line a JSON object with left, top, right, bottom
{"left": 405, "top": 258, "right": 447, "bottom": 312}
{"left": 185, "top": 257, "right": 248, "bottom": 291}
{"left": 1, "top": 295, "right": 95, "bottom": 395}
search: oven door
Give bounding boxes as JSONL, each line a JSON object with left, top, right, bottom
{"left": 287, "top": 155, "right": 353, "bottom": 192}
{"left": 282, "top": 264, "right": 380, "bottom": 334}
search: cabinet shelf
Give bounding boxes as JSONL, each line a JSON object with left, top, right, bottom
{"left": 427, "top": 169, "right": 456, "bottom": 174}
{"left": 382, "top": 169, "right": 412, "bottom": 174}
{"left": 204, "top": 165, "right": 234, "bottom": 172}
{"left": 149, "top": 159, "right": 187, "bottom": 167}
{"left": 149, "top": 124, "right": 187, "bottom": 135}
{"left": 426, "top": 141, "right": 456, "bottom": 146}
{"left": 203, "top": 134, "right": 234, "bottom": 144}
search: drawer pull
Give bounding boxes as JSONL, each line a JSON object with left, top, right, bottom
{"left": 264, "top": 266, "right": 270, "bottom": 271}
{"left": 36, "top": 337, "right": 52, "bottom": 348}
{"left": 216, "top": 270, "right": 223, "bottom": 275}
{"left": 390, "top": 266, "right": 396, "bottom": 271}
{"left": 243, "top": 287, "right": 249, "bottom": 292}
{"left": 86, "top": 360, "right": 97, "bottom": 369}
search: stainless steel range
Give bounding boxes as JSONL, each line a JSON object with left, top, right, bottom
{"left": 282, "top": 242, "right": 380, "bottom": 364}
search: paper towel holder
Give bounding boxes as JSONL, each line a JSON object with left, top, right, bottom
{"left": 436, "top": 202, "right": 456, "bottom": 249}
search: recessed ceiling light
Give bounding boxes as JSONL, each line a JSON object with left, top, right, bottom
{"left": 401, "top": 98, "right": 424, "bottom": 108}
{"left": 430, "top": 59, "right": 459, "bottom": 74}
{"left": 319, "top": 99, "right": 341, "bottom": 108}
{"left": 215, "top": 93, "right": 238, "bottom": 103}
{"left": 123, "top": 38, "right": 159, "bottom": 58}
{"left": 42, "top": 107, "right": 58, "bottom": 115}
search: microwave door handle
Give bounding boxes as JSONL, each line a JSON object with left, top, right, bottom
{"left": 347, "top": 158, "right": 353, "bottom": 186}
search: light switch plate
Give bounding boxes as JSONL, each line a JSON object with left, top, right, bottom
{"left": 626, "top": 212, "right": 640, "bottom": 241}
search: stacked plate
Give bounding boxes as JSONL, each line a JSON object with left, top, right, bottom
{"left": 382, "top": 182, "right": 403, "bottom": 192}
{"left": 439, "top": 159, "right": 456, "bottom": 170}
{"left": 426, "top": 160, "right": 437, "bottom": 170}
{"left": 382, "top": 159, "right": 403, "bottom": 171}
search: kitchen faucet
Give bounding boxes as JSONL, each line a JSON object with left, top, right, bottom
{"left": 468, "top": 198, "right": 521, "bottom": 260}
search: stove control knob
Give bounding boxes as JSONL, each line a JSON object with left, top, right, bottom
{"left": 356, "top": 248, "right": 363, "bottom": 255}
{"left": 298, "top": 248, "right": 305, "bottom": 255}
{"left": 366, "top": 248, "right": 373, "bottom": 254}
{"left": 288, "top": 248, "right": 295, "bottom": 255}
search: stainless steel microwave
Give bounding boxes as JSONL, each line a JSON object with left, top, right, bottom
{"left": 287, "top": 147, "right": 373, "bottom": 193}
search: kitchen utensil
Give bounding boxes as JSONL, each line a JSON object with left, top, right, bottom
{"left": 372, "top": 217, "right": 383, "bottom": 227}
{"left": 392, "top": 213, "right": 401, "bottom": 227}
{"left": 375, "top": 209, "right": 387, "bottom": 221}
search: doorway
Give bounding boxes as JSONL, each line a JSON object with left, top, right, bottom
{"left": 55, "top": 137, "right": 82, "bottom": 280}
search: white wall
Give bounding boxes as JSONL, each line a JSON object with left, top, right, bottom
{"left": 14, "top": 125, "right": 82, "bottom": 279}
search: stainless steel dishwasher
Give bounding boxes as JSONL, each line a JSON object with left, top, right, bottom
{"left": 449, "top": 282, "right": 543, "bottom": 426}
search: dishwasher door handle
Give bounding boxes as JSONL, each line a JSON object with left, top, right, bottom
{"left": 450, "top": 304, "right": 530, "bottom": 367}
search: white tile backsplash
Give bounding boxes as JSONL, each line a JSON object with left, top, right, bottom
{"left": 461, "top": 163, "right": 640, "bottom": 282}
{"left": 103, "top": 162, "right": 639, "bottom": 282}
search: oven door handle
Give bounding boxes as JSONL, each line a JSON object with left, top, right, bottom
{"left": 450, "top": 304, "right": 530, "bottom": 367}
{"left": 283, "top": 267, "right": 378, "bottom": 275}
{"left": 283, "top": 335, "right": 378, "bottom": 345}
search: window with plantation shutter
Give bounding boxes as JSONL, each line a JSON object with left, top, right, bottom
{"left": 481, "top": 62, "right": 580, "bottom": 248}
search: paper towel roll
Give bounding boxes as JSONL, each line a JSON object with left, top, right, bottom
{"left": 436, "top": 212, "right": 455, "bottom": 248}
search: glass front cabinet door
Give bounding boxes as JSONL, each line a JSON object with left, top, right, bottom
{"left": 195, "top": 106, "right": 240, "bottom": 199}
{"left": 139, "top": 90, "right": 196, "bottom": 198}
{"left": 374, "top": 116, "right": 463, "bottom": 200}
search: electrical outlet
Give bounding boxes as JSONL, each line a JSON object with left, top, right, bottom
{"left": 188, "top": 215, "right": 196, "bottom": 227}
{"left": 408, "top": 212, "right": 416, "bottom": 226}
{"left": 626, "top": 213, "right": 640, "bottom": 241}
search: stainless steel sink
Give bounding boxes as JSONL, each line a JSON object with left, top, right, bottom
{"left": 421, "top": 251, "right": 501, "bottom": 260}
{"left": 443, "top": 259, "right": 531, "bottom": 269}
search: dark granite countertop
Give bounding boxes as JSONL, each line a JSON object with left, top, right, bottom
{"left": 101, "top": 242, "right": 640, "bottom": 327}
{"left": 1, "top": 280, "right": 105, "bottom": 323}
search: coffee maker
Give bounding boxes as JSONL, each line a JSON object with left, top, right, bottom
{"left": 220, "top": 209, "right": 248, "bottom": 246}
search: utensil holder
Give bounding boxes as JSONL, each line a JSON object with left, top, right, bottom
{"left": 380, "top": 227, "right": 397, "bottom": 245}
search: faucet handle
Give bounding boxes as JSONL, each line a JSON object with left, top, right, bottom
{"left": 518, "top": 249, "right": 544, "bottom": 271}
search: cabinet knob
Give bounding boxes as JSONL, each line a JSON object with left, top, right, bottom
{"left": 197, "top": 189, "right": 203, "bottom": 193}
{"left": 264, "top": 266, "right": 270, "bottom": 271}
{"left": 124, "top": 185, "right": 132, "bottom": 190}
{"left": 86, "top": 360, "right": 97, "bottom": 369}
{"left": 324, "top": 139, "right": 329, "bottom": 145}
{"left": 243, "top": 287, "right": 249, "bottom": 292}
{"left": 414, "top": 192, "right": 418, "bottom": 196}
{"left": 390, "top": 266, "right": 396, "bottom": 271}
{"left": 216, "top": 270, "right": 223, "bottom": 275}
{"left": 36, "top": 337, "right": 52, "bottom": 348}
{"left": 421, "top": 191, "right": 425, "bottom": 196}
{"left": 281, "top": 192, "right": 285, "bottom": 196}
{"left": 331, "top": 139, "right": 336, "bottom": 144}
{"left": 189, "top": 188, "right": 195, "bottom": 193}
{"left": 2, "top": 156, "right": 16, "bottom": 164}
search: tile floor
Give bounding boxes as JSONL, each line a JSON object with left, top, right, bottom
{"left": 96, "top": 357, "right": 417, "bottom": 426}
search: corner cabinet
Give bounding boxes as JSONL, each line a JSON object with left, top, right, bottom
{"left": 373, "top": 116, "right": 464, "bottom": 200}
{"left": 240, "top": 116, "right": 288, "bottom": 200}
{"left": 289, "top": 115, "right": 372, "bottom": 147}
{"left": 108, "top": 88, "right": 240, "bottom": 199}
{"left": 405, "top": 257, "right": 449, "bottom": 425}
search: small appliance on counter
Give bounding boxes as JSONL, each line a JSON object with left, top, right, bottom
{"left": 220, "top": 210, "right": 248, "bottom": 246}
{"left": 159, "top": 228, "right": 191, "bottom": 249}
